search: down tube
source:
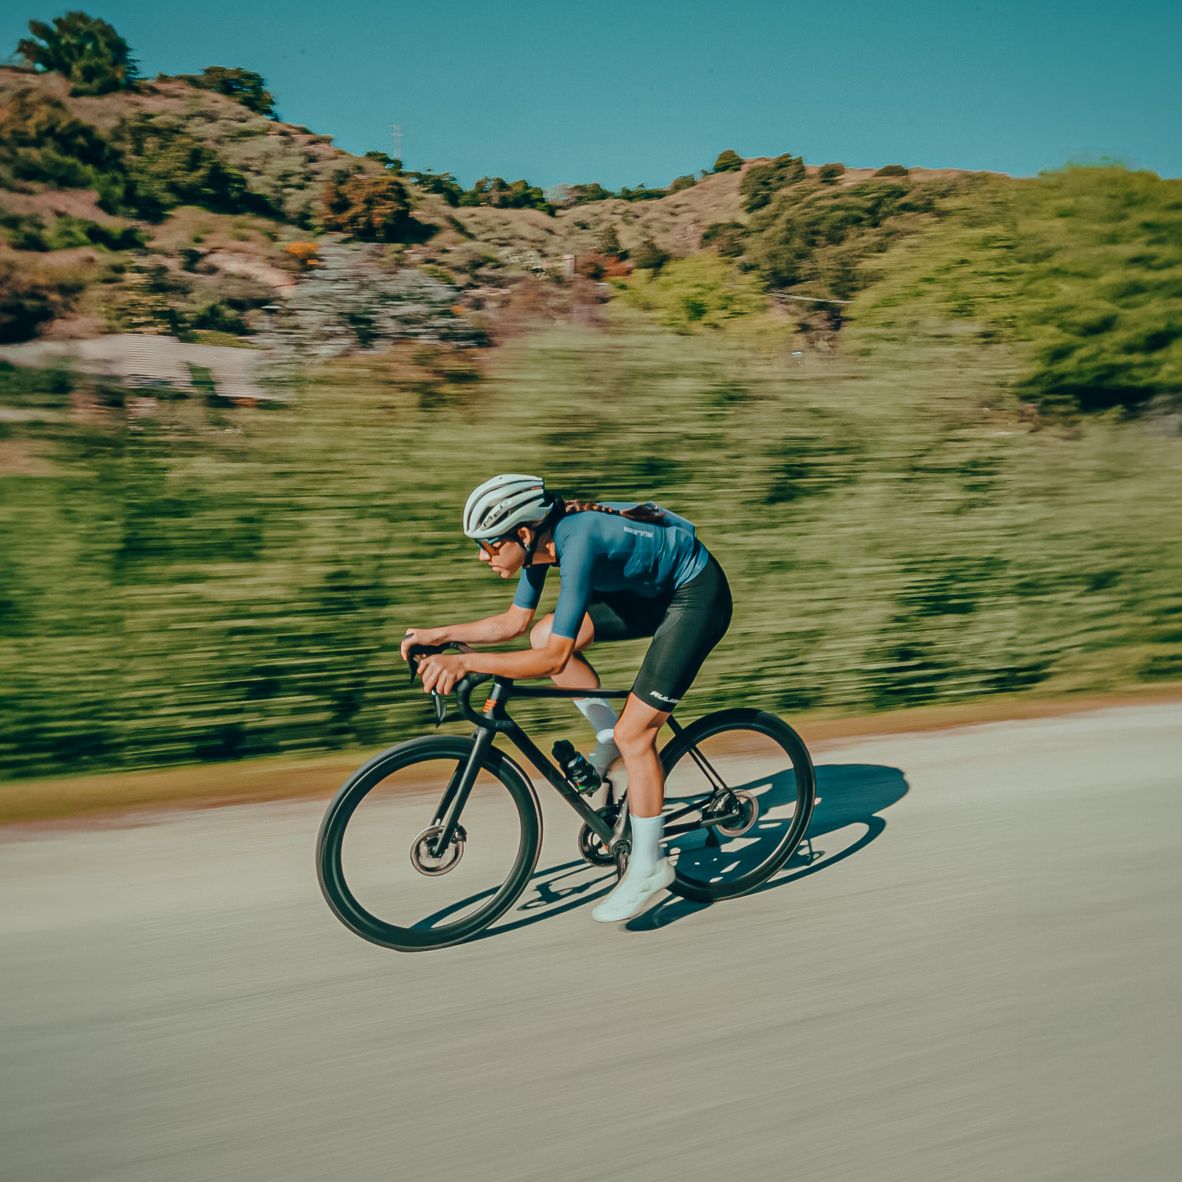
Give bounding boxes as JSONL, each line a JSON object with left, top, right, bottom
{"left": 503, "top": 723, "right": 615, "bottom": 844}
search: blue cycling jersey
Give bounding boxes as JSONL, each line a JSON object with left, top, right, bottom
{"left": 513, "top": 503, "right": 710, "bottom": 639}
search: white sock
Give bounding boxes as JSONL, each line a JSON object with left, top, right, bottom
{"left": 574, "top": 697, "right": 618, "bottom": 739}
{"left": 628, "top": 813, "right": 664, "bottom": 876}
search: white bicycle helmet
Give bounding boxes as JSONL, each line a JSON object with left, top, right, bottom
{"left": 463, "top": 473, "right": 553, "bottom": 541}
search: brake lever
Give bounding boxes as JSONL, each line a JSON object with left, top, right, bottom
{"left": 406, "top": 642, "right": 473, "bottom": 727}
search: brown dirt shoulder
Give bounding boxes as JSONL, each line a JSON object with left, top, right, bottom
{"left": 2, "top": 683, "right": 1178, "bottom": 832}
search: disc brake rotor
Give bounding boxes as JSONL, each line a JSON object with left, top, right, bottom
{"left": 410, "top": 825, "right": 465, "bottom": 876}
{"left": 709, "top": 790, "right": 759, "bottom": 838}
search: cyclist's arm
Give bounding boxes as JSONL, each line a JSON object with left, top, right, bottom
{"left": 456, "top": 535, "right": 590, "bottom": 679}
{"left": 458, "top": 632, "right": 576, "bottom": 681}
{"left": 400, "top": 605, "right": 532, "bottom": 660}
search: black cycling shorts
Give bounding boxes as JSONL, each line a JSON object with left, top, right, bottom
{"left": 586, "top": 554, "right": 733, "bottom": 711}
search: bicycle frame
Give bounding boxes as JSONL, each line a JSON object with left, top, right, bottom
{"left": 428, "top": 677, "right": 744, "bottom": 859}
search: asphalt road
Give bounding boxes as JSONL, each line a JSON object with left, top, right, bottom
{"left": 3, "top": 704, "right": 1179, "bottom": 1182}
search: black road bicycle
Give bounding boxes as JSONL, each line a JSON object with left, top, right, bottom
{"left": 317, "top": 644, "right": 816, "bottom": 952}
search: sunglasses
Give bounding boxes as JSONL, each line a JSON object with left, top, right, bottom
{"left": 476, "top": 533, "right": 522, "bottom": 557}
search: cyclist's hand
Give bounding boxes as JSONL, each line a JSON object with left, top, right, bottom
{"left": 417, "top": 652, "right": 468, "bottom": 696}
{"left": 401, "top": 627, "right": 442, "bottom": 662}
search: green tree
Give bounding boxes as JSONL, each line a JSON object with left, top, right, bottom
{"left": 712, "top": 149, "right": 743, "bottom": 173}
{"left": 16, "top": 11, "right": 138, "bottom": 95}
{"left": 178, "top": 66, "right": 276, "bottom": 117}
{"left": 321, "top": 168, "right": 413, "bottom": 242}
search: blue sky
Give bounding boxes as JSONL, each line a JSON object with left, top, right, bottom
{"left": 4, "top": 1, "right": 1179, "bottom": 186}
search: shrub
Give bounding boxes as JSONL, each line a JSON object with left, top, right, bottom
{"left": 632, "top": 236, "right": 670, "bottom": 272}
{"left": 701, "top": 221, "right": 746, "bottom": 258}
{"left": 669, "top": 174, "right": 697, "bottom": 193}
{"left": 615, "top": 184, "right": 665, "bottom": 202}
{"left": 460, "top": 176, "right": 553, "bottom": 213}
{"left": 558, "top": 182, "right": 615, "bottom": 206}
{"left": 321, "top": 169, "right": 413, "bottom": 242}
{"left": 743, "top": 176, "right": 931, "bottom": 293}
{"left": 740, "top": 152, "right": 806, "bottom": 212}
{"left": 598, "top": 224, "right": 623, "bottom": 257}
{"left": 875, "top": 164, "right": 909, "bottom": 177}
{"left": 406, "top": 170, "right": 465, "bottom": 207}
{"left": 0, "top": 87, "right": 125, "bottom": 202}
{"left": 173, "top": 66, "right": 276, "bottom": 117}
{"left": 619, "top": 254, "right": 766, "bottom": 331}
{"left": 0, "top": 212, "right": 143, "bottom": 252}
{"left": 119, "top": 115, "right": 259, "bottom": 219}
{"left": 818, "top": 163, "right": 845, "bottom": 184}
{"left": 16, "top": 11, "right": 138, "bottom": 95}
{"left": 284, "top": 240, "right": 320, "bottom": 268}
{"left": 712, "top": 149, "right": 743, "bottom": 173}
{"left": 0, "top": 252, "right": 84, "bottom": 341}
{"left": 1014, "top": 167, "right": 1182, "bottom": 413}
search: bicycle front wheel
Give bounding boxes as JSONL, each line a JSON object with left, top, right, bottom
{"left": 660, "top": 708, "right": 815, "bottom": 903}
{"left": 317, "top": 736, "right": 542, "bottom": 951}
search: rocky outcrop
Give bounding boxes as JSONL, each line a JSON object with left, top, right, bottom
{"left": 251, "top": 240, "right": 484, "bottom": 359}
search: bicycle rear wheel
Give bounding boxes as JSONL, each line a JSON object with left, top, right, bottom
{"left": 659, "top": 708, "right": 815, "bottom": 903}
{"left": 317, "top": 735, "right": 542, "bottom": 951}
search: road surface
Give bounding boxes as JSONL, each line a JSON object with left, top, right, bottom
{"left": 2, "top": 704, "right": 1179, "bottom": 1181}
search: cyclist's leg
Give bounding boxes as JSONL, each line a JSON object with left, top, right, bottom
{"left": 531, "top": 612, "right": 619, "bottom": 768}
{"left": 613, "top": 695, "right": 670, "bottom": 818}
{"left": 529, "top": 611, "right": 598, "bottom": 691}
{"left": 592, "top": 559, "right": 733, "bottom": 922}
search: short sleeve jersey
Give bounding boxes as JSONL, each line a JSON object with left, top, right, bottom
{"left": 513, "top": 504, "right": 710, "bottom": 639}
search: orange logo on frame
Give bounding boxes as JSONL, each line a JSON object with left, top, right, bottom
{"left": 483, "top": 698, "right": 495, "bottom": 712}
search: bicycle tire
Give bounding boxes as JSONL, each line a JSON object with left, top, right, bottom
{"left": 317, "top": 735, "right": 542, "bottom": 951}
{"left": 659, "top": 707, "right": 815, "bottom": 903}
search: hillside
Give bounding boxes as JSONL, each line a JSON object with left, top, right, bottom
{"left": 2, "top": 63, "right": 1017, "bottom": 358}
{"left": 2, "top": 19, "right": 1181, "bottom": 780}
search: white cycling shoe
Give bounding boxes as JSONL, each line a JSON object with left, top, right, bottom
{"left": 591, "top": 857, "right": 674, "bottom": 923}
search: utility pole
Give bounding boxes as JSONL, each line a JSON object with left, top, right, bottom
{"left": 391, "top": 124, "right": 403, "bottom": 163}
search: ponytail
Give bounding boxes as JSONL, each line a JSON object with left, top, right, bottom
{"left": 561, "top": 498, "right": 667, "bottom": 525}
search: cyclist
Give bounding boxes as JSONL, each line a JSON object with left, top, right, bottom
{"left": 400, "top": 473, "right": 733, "bottom": 923}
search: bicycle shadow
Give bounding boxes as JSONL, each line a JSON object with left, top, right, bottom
{"left": 627, "top": 760, "right": 909, "bottom": 932}
{"left": 453, "top": 760, "right": 909, "bottom": 944}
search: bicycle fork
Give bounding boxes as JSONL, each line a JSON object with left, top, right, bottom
{"left": 429, "top": 726, "right": 496, "bottom": 856}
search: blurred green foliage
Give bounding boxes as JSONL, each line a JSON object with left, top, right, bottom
{"left": 848, "top": 167, "right": 1182, "bottom": 414}
{"left": 2, "top": 326, "right": 1180, "bottom": 779}
{"left": 618, "top": 255, "right": 766, "bottom": 330}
